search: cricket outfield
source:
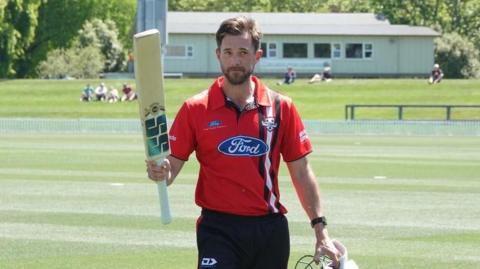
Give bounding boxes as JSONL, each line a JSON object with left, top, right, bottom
{"left": 1, "top": 132, "right": 479, "bottom": 269}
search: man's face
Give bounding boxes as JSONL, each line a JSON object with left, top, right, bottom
{"left": 216, "top": 32, "right": 262, "bottom": 85}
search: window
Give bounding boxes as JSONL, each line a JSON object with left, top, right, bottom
{"left": 364, "top": 43, "right": 373, "bottom": 58}
{"left": 314, "top": 43, "right": 331, "bottom": 58}
{"left": 268, "top": 43, "right": 277, "bottom": 57}
{"left": 283, "top": 43, "right": 308, "bottom": 58}
{"left": 187, "top": 46, "right": 193, "bottom": 57}
{"left": 261, "top": 43, "right": 267, "bottom": 57}
{"left": 165, "top": 45, "right": 193, "bottom": 58}
{"left": 345, "top": 43, "right": 363, "bottom": 59}
{"left": 261, "top": 42, "right": 277, "bottom": 58}
{"left": 333, "top": 43, "right": 341, "bottom": 58}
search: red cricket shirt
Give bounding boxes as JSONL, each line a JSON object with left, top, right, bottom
{"left": 169, "top": 76, "right": 312, "bottom": 216}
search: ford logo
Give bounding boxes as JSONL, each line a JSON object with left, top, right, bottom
{"left": 218, "top": 136, "right": 269, "bottom": 157}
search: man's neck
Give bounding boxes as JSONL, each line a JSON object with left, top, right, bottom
{"left": 222, "top": 77, "right": 255, "bottom": 109}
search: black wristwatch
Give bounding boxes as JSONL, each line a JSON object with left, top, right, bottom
{"left": 310, "top": 216, "right": 327, "bottom": 228}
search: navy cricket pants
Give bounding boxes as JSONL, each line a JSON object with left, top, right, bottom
{"left": 197, "top": 209, "right": 290, "bottom": 269}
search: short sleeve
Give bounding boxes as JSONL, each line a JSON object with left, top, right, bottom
{"left": 280, "top": 101, "right": 312, "bottom": 162}
{"left": 169, "top": 102, "right": 195, "bottom": 161}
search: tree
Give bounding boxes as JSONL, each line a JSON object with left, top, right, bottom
{"left": 0, "top": 0, "right": 42, "bottom": 78}
{"left": 78, "top": 18, "right": 126, "bottom": 72}
{"left": 37, "top": 44, "right": 104, "bottom": 79}
{"left": 435, "top": 33, "right": 480, "bottom": 78}
{"left": 323, "top": 0, "right": 373, "bottom": 12}
{"left": 370, "top": 0, "right": 445, "bottom": 26}
{"left": 370, "top": 0, "right": 480, "bottom": 57}
{"left": 15, "top": 0, "right": 135, "bottom": 77}
{"left": 89, "top": 0, "right": 136, "bottom": 49}
{"left": 443, "top": 0, "right": 480, "bottom": 49}
{"left": 168, "top": 0, "right": 326, "bottom": 12}
{"left": 71, "top": 45, "right": 106, "bottom": 78}
{"left": 15, "top": 0, "right": 96, "bottom": 77}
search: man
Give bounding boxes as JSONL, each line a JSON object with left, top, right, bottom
{"left": 309, "top": 66, "right": 333, "bottom": 83}
{"left": 429, "top": 63, "right": 444, "bottom": 84}
{"left": 94, "top": 82, "right": 108, "bottom": 101}
{"left": 146, "top": 16, "right": 339, "bottom": 269}
{"left": 277, "top": 66, "right": 296, "bottom": 85}
{"left": 80, "top": 84, "right": 94, "bottom": 102}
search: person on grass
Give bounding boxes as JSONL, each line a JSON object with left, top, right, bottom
{"left": 121, "top": 83, "right": 137, "bottom": 102}
{"left": 277, "top": 66, "right": 296, "bottom": 85}
{"left": 80, "top": 84, "right": 94, "bottom": 102}
{"left": 309, "top": 66, "right": 332, "bottom": 83}
{"left": 94, "top": 82, "right": 108, "bottom": 101}
{"left": 428, "top": 63, "right": 444, "bottom": 84}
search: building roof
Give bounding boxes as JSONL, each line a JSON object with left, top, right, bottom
{"left": 168, "top": 12, "right": 440, "bottom": 37}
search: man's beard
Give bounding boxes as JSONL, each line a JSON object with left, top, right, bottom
{"left": 222, "top": 65, "right": 254, "bottom": 85}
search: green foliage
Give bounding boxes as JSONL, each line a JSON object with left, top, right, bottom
{"left": 73, "top": 46, "right": 106, "bottom": 78}
{"left": 323, "top": 0, "right": 373, "bottom": 12}
{"left": 371, "top": 0, "right": 480, "bottom": 50}
{"left": 36, "top": 48, "right": 70, "bottom": 79}
{"left": 267, "top": 0, "right": 324, "bottom": 12}
{"left": 37, "top": 45, "right": 104, "bottom": 79}
{"left": 168, "top": 0, "right": 326, "bottom": 12}
{"left": 167, "top": 0, "right": 373, "bottom": 12}
{"left": 35, "top": 17, "right": 126, "bottom": 78}
{"left": 435, "top": 33, "right": 480, "bottom": 78}
{"left": 78, "top": 18, "right": 126, "bottom": 72}
{"left": 16, "top": 0, "right": 96, "bottom": 78}
{"left": 371, "top": 0, "right": 443, "bottom": 26}
{"left": 443, "top": 0, "right": 480, "bottom": 50}
{"left": 0, "top": 0, "right": 42, "bottom": 78}
{"left": 88, "top": 0, "right": 136, "bottom": 49}
{"left": 10, "top": 0, "right": 134, "bottom": 77}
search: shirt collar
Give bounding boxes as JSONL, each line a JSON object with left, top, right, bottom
{"left": 208, "top": 76, "right": 271, "bottom": 110}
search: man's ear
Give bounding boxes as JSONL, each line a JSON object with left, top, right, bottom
{"left": 255, "top": 49, "right": 263, "bottom": 61}
{"left": 216, "top": 48, "right": 220, "bottom": 60}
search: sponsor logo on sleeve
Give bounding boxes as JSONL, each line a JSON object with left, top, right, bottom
{"left": 299, "top": 129, "right": 309, "bottom": 142}
{"left": 218, "top": 136, "right": 269, "bottom": 156}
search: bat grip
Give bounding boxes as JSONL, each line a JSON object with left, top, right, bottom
{"left": 156, "top": 159, "right": 172, "bottom": 224}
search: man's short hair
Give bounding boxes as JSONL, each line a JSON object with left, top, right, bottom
{"left": 216, "top": 16, "right": 262, "bottom": 51}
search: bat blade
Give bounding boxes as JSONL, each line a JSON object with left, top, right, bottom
{"left": 134, "top": 29, "right": 172, "bottom": 224}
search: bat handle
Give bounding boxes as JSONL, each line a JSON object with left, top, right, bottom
{"left": 156, "top": 159, "right": 172, "bottom": 224}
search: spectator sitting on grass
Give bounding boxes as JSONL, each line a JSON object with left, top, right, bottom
{"left": 94, "top": 82, "right": 108, "bottom": 101}
{"left": 80, "top": 84, "right": 94, "bottom": 102}
{"left": 107, "top": 87, "right": 120, "bottom": 103}
{"left": 121, "top": 83, "right": 137, "bottom": 102}
{"left": 309, "top": 66, "right": 333, "bottom": 83}
{"left": 277, "top": 66, "right": 296, "bottom": 85}
{"left": 428, "top": 63, "right": 444, "bottom": 84}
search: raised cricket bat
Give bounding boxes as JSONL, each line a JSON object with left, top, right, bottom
{"left": 134, "top": 29, "right": 171, "bottom": 224}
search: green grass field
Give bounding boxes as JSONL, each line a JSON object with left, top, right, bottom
{"left": 1, "top": 78, "right": 479, "bottom": 120}
{"left": 1, "top": 133, "right": 479, "bottom": 269}
{"left": 1, "top": 78, "right": 479, "bottom": 268}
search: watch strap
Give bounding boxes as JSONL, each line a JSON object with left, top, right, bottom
{"left": 310, "top": 216, "right": 327, "bottom": 228}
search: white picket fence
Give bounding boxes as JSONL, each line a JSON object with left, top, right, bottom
{"left": 1, "top": 118, "right": 479, "bottom": 136}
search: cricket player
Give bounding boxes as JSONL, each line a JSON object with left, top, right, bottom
{"left": 146, "top": 16, "right": 339, "bottom": 269}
